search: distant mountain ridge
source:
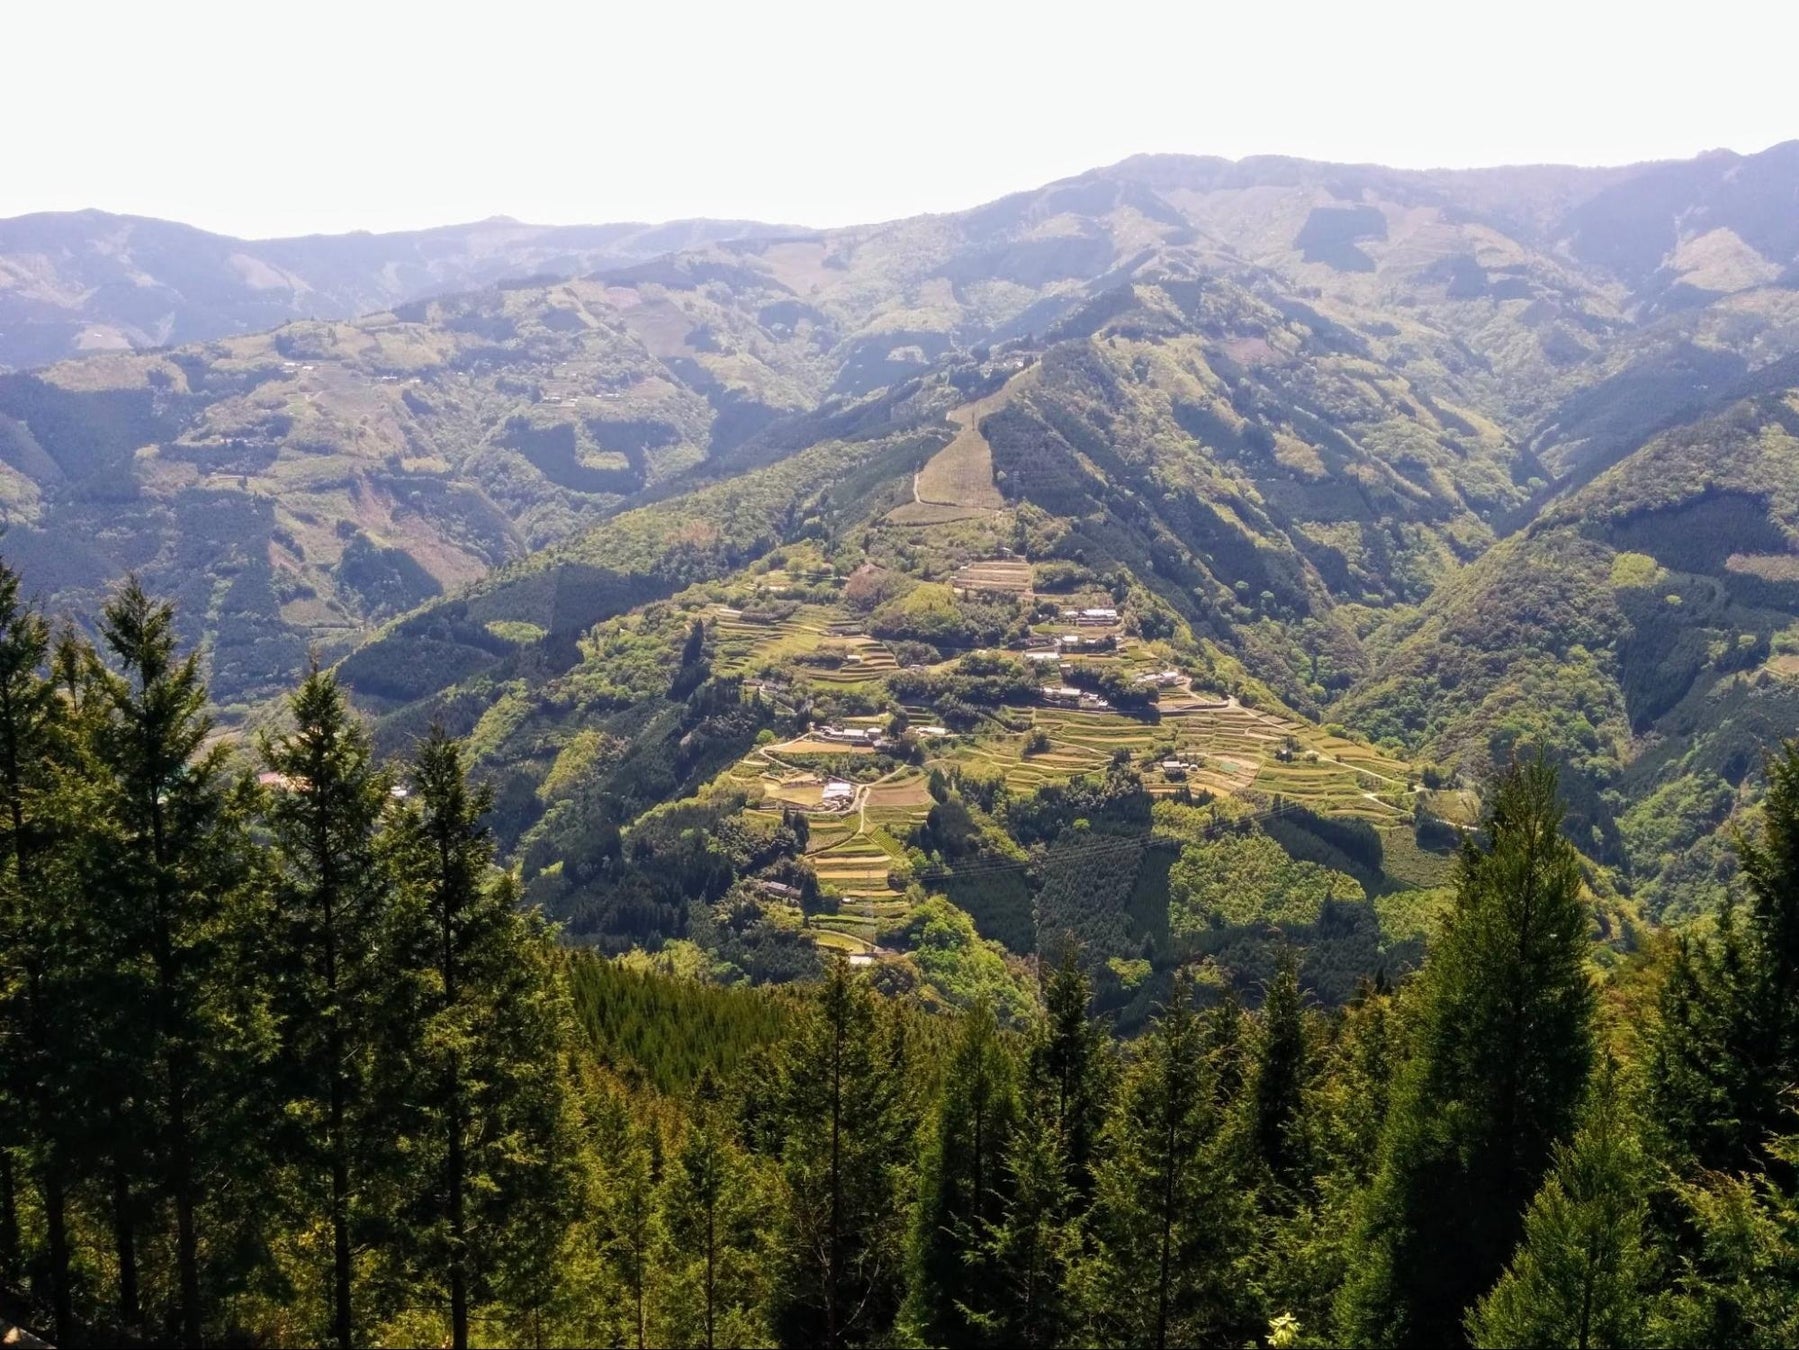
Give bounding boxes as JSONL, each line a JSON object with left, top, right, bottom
{"left": 0, "top": 210, "right": 801, "bottom": 371}
{"left": 5, "top": 141, "right": 1797, "bottom": 375}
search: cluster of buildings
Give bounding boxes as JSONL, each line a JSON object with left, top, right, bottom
{"left": 1060, "top": 606, "right": 1119, "bottom": 626}
{"left": 1039, "top": 685, "right": 1111, "bottom": 711}
{"left": 812, "top": 723, "right": 887, "bottom": 748}
{"left": 1057, "top": 633, "right": 1113, "bottom": 652}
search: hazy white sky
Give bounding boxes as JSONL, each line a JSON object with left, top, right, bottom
{"left": 9, "top": 0, "right": 1796, "bottom": 238}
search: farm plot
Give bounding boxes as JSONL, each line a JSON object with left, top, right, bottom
{"left": 709, "top": 602, "right": 902, "bottom": 691}
{"left": 808, "top": 831, "right": 899, "bottom": 899}
{"left": 799, "top": 637, "right": 897, "bottom": 686}
{"left": 862, "top": 773, "right": 935, "bottom": 832}
{"left": 708, "top": 604, "right": 846, "bottom": 676}
{"left": 955, "top": 558, "right": 1033, "bottom": 594}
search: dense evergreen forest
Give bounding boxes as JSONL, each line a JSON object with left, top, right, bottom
{"left": 4, "top": 560, "right": 1799, "bottom": 1349}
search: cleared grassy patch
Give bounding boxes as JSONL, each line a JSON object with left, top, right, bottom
{"left": 911, "top": 382, "right": 1017, "bottom": 512}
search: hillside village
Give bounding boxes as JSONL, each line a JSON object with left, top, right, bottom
{"left": 688, "top": 545, "right": 1438, "bottom": 970}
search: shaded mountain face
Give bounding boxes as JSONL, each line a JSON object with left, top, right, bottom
{"left": 0, "top": 210, "right": 791, "bottom": 371}
{"left": 5, "top": 142, "right": 1799, "bottom": 936}
{"left": 1341, "top": 391, "right": 1799, "bottom": 919}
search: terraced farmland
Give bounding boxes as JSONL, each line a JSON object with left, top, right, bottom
{"left": 954, "top": 558, "right": 1033, "bottom": 594}
{"left": 863, "top": 773, "right": 934, "bottom": 828}
{"left": 808, "top": 830, "right": 898, "bottom": 897}
{"left": 709, "top": 604, "right": 895, "bottom": 688}
{"left": 934, "top": 697, "right": 1414, "bottom": 821}
{"left": 801, "top": 638, "right": 896, "bottom": 685}
{"left": 697, "top": 601, "right": 1417, "bottom": 964}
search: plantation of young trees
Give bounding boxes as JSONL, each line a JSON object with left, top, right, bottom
{"left": 3, "top": 562, "right": 1799, "bottom": 1348}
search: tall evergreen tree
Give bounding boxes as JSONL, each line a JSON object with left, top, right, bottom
{"left": 94, "top": 578, "right": 265, "bottom": 1344}
{"left": 1320, "top": 978, "right": 1399, "bottom": 1185}
{"left": 979, "top": 950, "right": 1108, "bottom": 1350}
{"left": 1652, "top": 1133, "right": 1799, "bottom": 1348}
{"left": 906, "top": 999, "right": 1019, "bottom": 1346}
{"left": 51, "top": 623, "right": 155, "bottom": 1331}
{"left": 769, "top": 959, "right": 914, "bottom": 1350}
{"left": 1647, "top": 919, "right": 1755, "bottom": 1175}
{"left": 1337, "top": 758, "right": 1596, "bottom": 1347}
{"left": 1204, "top": 984, "right": 1249, "bottom": 1107}
{"left": 396, "top": 726, "right": 493, "bottom": 1348}
{"left": 980, "top": 1108, "right": 1081, "bottom": 1350}
{"left": 1468, "top": 1061, "right": 1654, "bottom": 1350}
{"left": 1741, "top": 741, "right": 1799, "bottom": 1015}
{"left": 1650, "top": 742, "right": 1799, "bottom": 1181}
{"left": 662, "top": 1084, "right": 767, "bottom": 1350}
{"left": 1024, "top": 947, "right": 1111, "bottom": 1201}
{"left": 261, "top": 663, "right": 399, "bottom": 1349}
{"left": 1083, "top": 973, "right": 1251, "bottom": 1349}
{"left": 599, "top": 1122, "right": 661, "bottom": 1350}
{"left": 0, "top": 563, "right": 80, "bottom": 1342}
{"left": 1250, "top": 946, "right": 1310, "bottom": 1189}
{"left": 391, "top": 728, "right": 582, "bottom": 1349}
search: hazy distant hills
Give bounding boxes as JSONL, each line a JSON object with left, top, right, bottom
{"left": 0, "top": 210, "right": 796, "bottom": 371}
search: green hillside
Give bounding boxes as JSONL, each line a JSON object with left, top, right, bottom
{"left": 4, "top": 142, "right": 1799, "bottom": 949}
{"left": 1343, "top": 390, "right": 1799, "bottom": 916}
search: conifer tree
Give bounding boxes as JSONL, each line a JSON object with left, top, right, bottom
{"left": 769, "top": 959, "right": 915, "bottom": 1349}
{"left": 1083, "top": 973, "right": 1251, "bottom": 1349}
{"left": 1204, "top": 984, "right": 1249, "bottom": 1107}
{"left": 1024, "top": 947, "right": 1111, "bottom": 1200}
{"left": 1650, "top": 742, "right": 1799, "bottom": 1181}
{"left": 393, "top": 725, "right": 497, "bottom": 1349}
{"left": 261, "top": 663, "right": 398, "bottom": 1350}
{"left": 51, "top": 623, "right": 154, "bottom": 1331}
{"left": 0, "top": 563, "right": 79, "bottom": 1342}
{"left": 1321, "top": 978, "right": 1399, "bottom": 1184}
{"left": 1741, "top": 741, "right": 1799, "bottom": 1014}
{"left": 979, "top": 950, "right": 1107, "bottom": 1350}
{"left": 1337, "top": 758, "right": 1595, "bottom": 1348}
{"left": 907, "top": 999, "right": 1019, "bottom": 1346}
{"left": 1250, "top": 946, "right": 1310, "bottom": 1188}
{"left": 93, "top": 578, "right": 265, "bottom": 1344}
{"left": 981, "top": 1111, "right": 1080, "bottom": 1350}
{"left": 1652, "top": 1132, "right": 1799, "bottom": 1348}
{"left": 1468, "top": 1061, "right": 1654, "bottom": 1350}
{"left": 1647, "top": 919, "right": 1753, "bottom": 1175}
{"left": 663, "top": 1085, "right": 767, "bottom": 1350}
{"left": 472, "top": 913, "right": 587, "bottom": 1335}
{"left": 391, "top": 728, "right": 582, "bottom": 1349}
{"left": 600, "top": 1122, "right": 661, "bottom": 1350}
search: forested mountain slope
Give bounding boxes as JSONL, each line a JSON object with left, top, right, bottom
{"left": 1343, "top": 388, "right": 1799, "bottom": 917}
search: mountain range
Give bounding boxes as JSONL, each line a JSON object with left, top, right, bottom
{"left": 5, "top": 139, "right": 1799, "bottom": 987}
{"left": 0, "top": 210, "right": 790, "bottom": 371}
